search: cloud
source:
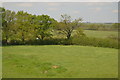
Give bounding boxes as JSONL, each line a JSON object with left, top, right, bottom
{"left": 90, "top": 7, "right": 102, "bottom": 12}
{"left": 48, "top": 8, "right": 57, "bottom": 11}
{"left": 86, "top": 2, "right": 107, "bottom": 6}
{"left": 73, "top": 11, "right": 80, "bottom": 14}
{"left": 95, "top": 7, "right": 101, "bottom": 11}
{"left": 16, "top": 3, "right": 33, "bottom": 7}
{"left": 47, "top": 3, "right": 60, "bottom": 6}
{"left": 112, "top": 10, "right": 118, "bottom": 13}
{"left": 0, "top": 2, "right": 3, "bottom": 7}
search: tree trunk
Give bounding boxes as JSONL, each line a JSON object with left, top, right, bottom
{"left": 22, "top": 32, "right": 25, "bottom": 44}
{"left": 41, "top": 35, "right": 45, "bottom": 40}
{"left": 67, "top": 33, "right": 71, "bottom": 39}
{"left": 5, "top": 35, "right": 8, "bottom": 45}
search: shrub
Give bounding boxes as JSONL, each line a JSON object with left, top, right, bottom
{"left": 2, "top": 36, "right": 119, "bottom": 49}
{"left": 71, "top": 36, "right": 118, "bottom": 49}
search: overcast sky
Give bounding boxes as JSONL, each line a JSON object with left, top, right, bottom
{"left": 2, "top": 2, "right": 118, "bottom": 23}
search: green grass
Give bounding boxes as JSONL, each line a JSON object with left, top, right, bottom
{"left": 3, "top": 45, "right": 118, "bottom": 78}
{"left": 84, "top": 30, "right": 118, "bottom": 38}
{"left": 52, "top": 30, "right": 118, "bottom": 39}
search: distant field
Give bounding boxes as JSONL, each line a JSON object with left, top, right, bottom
{"left": 53, "top": 30, "right": 118, "bottom": 39}
{"left": 3, "top": 45, "right": 118, "bottom": 78}
{"left": 84, "top": 30, "right": 118, "bottom": 38}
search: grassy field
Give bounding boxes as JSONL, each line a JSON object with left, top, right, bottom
{"left": 84, "top": 30, "right": 118, "bottom": 38}
{"left": 53, "top": 30, "right": 118, "bottom": 39}
{"left": 3, "top": 45, "right": 118, "bottom": 78}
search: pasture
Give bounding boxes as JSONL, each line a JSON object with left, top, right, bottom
{"left": 3, "top": 45, "right": 118, "bottom": 78}
{"left": 1, "top": 4, "right": 119, "bottom": 79}
{"left": 53, "top": 30, "right": 118, "bottom": 39}
{"left": 84, "top": 30, "right": 118, "bottom": 38}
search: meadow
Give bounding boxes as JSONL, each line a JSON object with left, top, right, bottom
{"left": 1, "top": 7, "right": 118, "bottom": 78}
{"left": 84, "top": 30, "right": 118, "bottom": 38}
{"left": 3, "top": 45, "right": 118, "bottom": 78}
{"left": 53, "top": 30, "right": 118, "bottom": 39}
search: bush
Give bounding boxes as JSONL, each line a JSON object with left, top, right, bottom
{"left": 2, "top": 38, "right": 72, "bottom": 45}
{"left": 71, "top": 36, "right": 118, "bottom": 49}
{"left": 2, "top": 37, "right": 119, "bottom": 49}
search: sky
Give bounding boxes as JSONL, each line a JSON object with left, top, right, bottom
{"left": 2, "top": 2, "right": 119, "bottom": 23}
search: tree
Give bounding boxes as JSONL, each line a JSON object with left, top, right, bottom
{"left": 35, "top": 15, "right": 57, "bottom": 40}
{"left": 2, "top": 9, "right": 16, "bottom": 44}
{"left": 58, "top": 14, "right": 82, "bottom": 39}
{"left": 15, "top": 11, "right": 33, "bottom": 43}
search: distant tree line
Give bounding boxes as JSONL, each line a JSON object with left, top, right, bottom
{"left": 0, "top": 7, "right": 119, "bottom": 49}
{"left": 80, "top": 23, "right": 119, "bottom": 31}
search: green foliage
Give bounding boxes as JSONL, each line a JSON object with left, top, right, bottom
{"left": 71, "top": 36, "right": 118, "bottom": 49}
{"left": 57, "top": 14, "right": 82, "bottom": 39}
{"left": 2, "top": 8, "right": 57, "bottom": 44}
{"left": 15, "top": 11, "right": 34, "bottom": 43}
{"left": 35, "top": 15, "right": 57, "bottom": 40}
{"left": 2, "top": 9, "right": 16, "bottom": 44}
{"left": 1, "top": 8, "right": 118, "bottom": 49}
{"left": 74, "top": 28, "right": 86, "bottom": 37}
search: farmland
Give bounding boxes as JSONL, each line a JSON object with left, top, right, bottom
{"left": 84, "top": 30, "right": 118, "bottom": 38}
{"left": 3, "top": 45, "right": 118, "bottom": 78}
{"left": 53, "top": 30, "right": 118, "bottom": 39}
{"left": 1, "top": 4, "right": 119, "bottom": 78}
